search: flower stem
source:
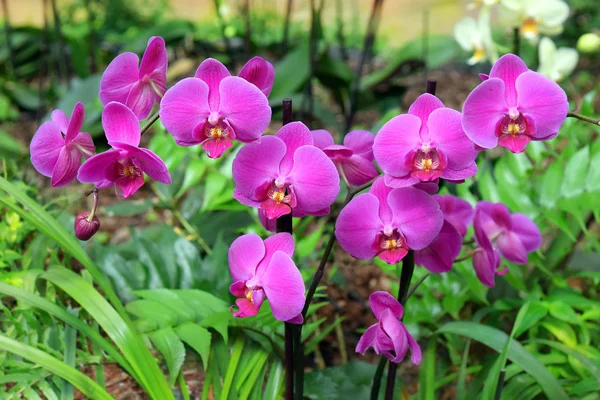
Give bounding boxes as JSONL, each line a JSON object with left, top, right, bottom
{"left": 86, "top": 188, "right": 99, "bottom": 222}
{"left": 384, "top": 250, "right": 415, "bottom": 400}
{"left": 278, "top": 98, "right": 295, "bottom": 400}
{"left": 141, "top": 111, "right": 161, "bottom": 136}
{"left": 513, "top": 27, "right": 520, "bottom": 56}
{"left": 567, "top": 111, "right": 600, "bottom": 126}
{"left": 370, "top": 357, "right": 387, "bottom": 399}
{"left": 406, "top": 272, "right": 430, "bottom": 300}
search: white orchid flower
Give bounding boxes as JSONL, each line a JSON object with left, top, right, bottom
{"left": 467, "top": 0, "right": 500, "bottom": 10}
{"left": 538, "top": 37, "right": 578, "bottom": 82}
{"left": 500, "top": 0, "right": 569, "bottom": 41}
{"left": 454, "top": 9, "right": 498, "bottom": 65}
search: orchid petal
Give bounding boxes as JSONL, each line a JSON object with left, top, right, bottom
{"left": 344, "top": 130, "right": 375, "bottom": 161}
{"left": 238, "top": 56, "right": 275, "bottom": 97}
{"left": 489, "top": 53, "right": 529, "bottom": 107}
{"left": 139, "top": 36, "right": 167, "bottom": 78}
{"left": 462, "top": 78, "right": 508, "bottom": 149}
{"left": 77, "top": 150, "right": 121, "bottom": 184}
{"left": 30, "top": 121, "right": 64, "bottom": 177}
{"left": 65, "top": 102, "right": 85, "bottom": 143}
{"left": 194, "top": 58, "right": 230, "bottom": 110}
{"left": 102, "top": 102, "right": 141, "bottom": 146}
{"left": 51, "top": 145, "right": 81, "bottom": 187}
{"left": 373, "top": 114, "right": 421, "bottom": 178}
{"left": 99, "top": 52, "right": 139, "bottom": 106}
{"left": 369, "top": 291, "right": 404, "bottom": 320}
{"left": 310, "top": 129, "right": 335, "bottom": 149}
{"left": 228, "top": 234, "right": 266, "bottom": 282}
{"left": 335, "top": 193, "right": 384, "bottom": 259}
{"left": 428, "top": 108, "right": 477, "bottom": 170}
{"left": 276, "top": 122, "right": 314, "bottom": 176}
{"left": 261, "top": 251, "right": 305, "bottom": 322}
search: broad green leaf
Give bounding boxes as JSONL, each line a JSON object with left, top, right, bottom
{"left": 175, "top": 322, "right": 212, "bottom": 369}
{"left": 176, "top": 157, "right": 207, "bottom": 199}
{"left": 561, "top": 146, "right": 590, "bottom": 198}
{"left": 60, "top": 307, "right": 79, "bottom": 400}
{"left": 149, "top": 327, "right": 186, "bottom": 387}
{"left": 126, "top": 300, "right": 179, "bottom": 330}
{"left": 134, "top": 289, "right": 196, "bottom": 322}
{"left": 419, "top": 338, "right": 437, "bottom": 400}
{"left": 540, "top": 161, "right": 564, "bottom": 208}
{"left": 530, "top": 339, "right": 600, "bottom": 379}
{"left": 41, "top": 266, "right": 174, "bottom": 399}
{"left": 586, "top": 152, "right": 600, "bottom": 192}
{"left": 270, "top": 43, "right": 310, "bottom": 99}
{"left": 0, "top": 130, "right": 26, "bottom": 157}
{"left": 547, "top": 302, "right": 581, "bottom": 325}
{"left": 514, "top": 302, "right": 548, "bottom": 337}
{"left": 437, "top": 322, "right": 569, "bottom": 400}
{"left": 202, "top": 172, "right": 229, "bottom": 212}
{"left": 0, "top": 334, "right": 112, "bottom": 400}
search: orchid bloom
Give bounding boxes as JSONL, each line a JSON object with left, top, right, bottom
{"left": 454, "top": 8, "right": 498, "bottom": 65}
{"left": 30, "top": 102, "right": 95, "bottom": 187}
{"left": 160, "top": 58, "right": 272, "bottom": 159}
{"left": 311, "top": 129, "right": 378, "bottom": 186}
{"left": 356, "top": 291, "right": 421, "bottom": 364}
{"left": 99, "top": 36, "right": 167, "bottom": 121}
{"left": 415, "top": 195, "right": 474, "bottom": 273}
{"left": 373, "top": 94, "right": 478, "bottom": 188}
{"left": 500, "top": 0, "right": 569, "bottom": 41}
{"left": 232, "top": 122, "right": 340, "bottom": 231}
{"left": 462, "top": 54, "right": 568, "bottom": 153}
{"left": 538, "top": 37, "right": 579, "bottom": 82}
{"left": 336, "top": 178, "right": 443, "bottom": 264}
{"left": 467, "top": 0, "right": 500, "bottom": 10}
{"left": 472, "top": 209, "right": 504, "bottom": 287}
{"left": 475, "top": 201, "right": 541, "bottom": 264}
{"left": 78, "top": 102, "right": 171, "bottom": 198}
{"left": 229, "top": 233, "right": 305, "bottom": 323}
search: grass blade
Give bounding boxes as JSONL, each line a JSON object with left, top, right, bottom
{"left": 0, "top": 334, "right": 113, "bottom": 400}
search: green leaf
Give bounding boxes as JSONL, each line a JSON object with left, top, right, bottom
{"left": 202, "top": 172, "right": 229, "bottom": 212}
{"left": 220, "top": 337, "right": 245, "bottom": 400}
{"left": 175, "top": 322, "right": 211, "bottom": 369}
{"left": 175, "top": 158, "right": 207, "bottom": 199}
{"left": 3, "top": 81, "right": 40, "bottom": 110}
{"left": 126, "top": 300, "right": 179, "bottom": 330}
{"left": 437, "top": 321, "right": 569, "bottom": 400}
{"left": 41, "top": 266, "right": 174, "bottom": 399}
{"left": 540, "top": 319, "right": 577, "bottom": 347}
{"left": 60, "top": 307, "right": 79, "bottom": 400}
{"left": 514, "top": 302, "right": 548, "bottom": 337}
{"left": 134, "top": 289, "right": 196, "bottom": 323}
{"left": 540, "top": 161, "right": 564, "bottom": 208}
{"left": 149, "top": 327, "right": 186, "bottom": 387}
{"left": 0, "top": 334, "right": 112, "bottom": 400}
{"left": 419, "top": 338, "right": 437, "bottom": 400}
{"left": 547, "top": 302, "right": 581, "bottom": 325}
{"left": 0, "top": 130, "right": 26, "bottom": 157}
{"left": 586, "top": 152, "right": 600, "bottom": 192}
{"left": 561, "top": 146, "right": 590, "bottom": 198}
{"left": 270, "top": 43, "right": 310, "bottom": 98}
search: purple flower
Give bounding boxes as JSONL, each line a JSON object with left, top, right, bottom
{"left": 229, "top": 233, "right": 305, "bottom": 323}
{"left": 434, "top": 194, "right": 475, "bottom": 238}
{"left": 414, "top": 195, "right": 473, "bottom": 273}
{"left": 311, "top": 129, "right": 378, "bottom": 186}
{"left": 237, "top": 56, "right": 275, "bottom": 97}
{"left": 356, "top": 291, "right": 421, "bottom": 364}
{"left": 373, "top": 93, "right": 478, "bottom": 188}
{"left": 77, "top": 102, "right": 171, "bottom": 198}
{"left": 336, "top": 178, "right": 443, "bottom": 264}
{"left": 99, "top": 36, "right": 167, "bottom": 121}
{"left": 475, "top": 201, "right": 542, "bottom": 264}
{"left": 160, "top": 58, "right": 272, "bottom": 159}
{"left": 232, "top": 122, "right": 340, "bottom": 231}
{"left": 30, "top": 102, "right": 95, "bottom": 187}
{"left": 462, "top": 54, "right": 569, "bottom": 153}
{"left": 472, "top": 209, "right": 504, "bottom": 287}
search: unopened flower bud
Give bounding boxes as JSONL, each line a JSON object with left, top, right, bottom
{"left": 577, "top": 33, "right": 600, "bottom": 54}
{"left": 75, "top": 211, "right": 100, "bottom": 241}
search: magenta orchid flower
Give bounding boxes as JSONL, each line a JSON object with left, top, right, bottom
{"left": 229, "top": 233, "right": 305, "bottom": 323}
{"left": 311, "top": 129, "right": 378, "bottom": 186}
{"left": 77, "top": 102, "right": 171, "bottom": 198}
{"left": 462, "top": 54, "right": 569, "bottom": 153}
{"left": 160, "top": 58, "right": 272, "bottom": 159}
{"left": 475, "top": 201, "right": 542, "bottom": 264}
{"left": 356, "top": 291, "right": 421, "bottom": 364}
{"left": 99, "top": 36, "right": 167, "bottom": 121}
{"left": 232, "top": 122, "right": 340, "bottom": 230}
{"left": 414, "top": 195, "right": 473, "bottom": 273}
{"left": 336, "top": 178, "right": 443, "bottom": 264}
{"left": 472, "top": 209, "right": 504, "bottom": 287}
{"left": 238, "top": 56, "right": 275, "bottom": 97}
{"left": 30, "top": 102, "right": 95, "bottom": 187}
{"left": 373, "top": 94, "right": 478, "bottom": 188}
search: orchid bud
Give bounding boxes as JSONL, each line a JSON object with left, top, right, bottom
{"left": 75, "top": 211, "right": 100, "bottom": 241}
{"left": 577, "top": 33, "right": 600, "bottom": 54}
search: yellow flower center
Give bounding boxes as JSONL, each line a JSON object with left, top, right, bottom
{"left": 245, "top": 289, "right": 253, "bottom": 302}
{"left": 521, "top": 17, "right": 538, "bottom": 37}
{"left": 473, "top": 47, "right": 486, "bottom": 62}
{"left": 421, "top": 158, "right": 433, "bottom": 172}
{"left": 507, "top": 123, "right": 520, "bottom": 136}
{"left": 123, "top": 165, "right": 138, "bottom": 178}
{"left": 210, "top": 126, "right": 223, "bottom": 140}
{"left": 384, "top": 238, "right": 398, "bottom": 249}
{"left": 272, "top": 190, "right": 286, "bottom": 203}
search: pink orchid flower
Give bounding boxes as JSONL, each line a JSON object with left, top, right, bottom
{"left": 373, "top": 93, "right": 478, "bottom": 188}
{"left": 472, "top": 209, "right": 505, "bottom": 287}
{"left": 356, "top": 291, "right": 421, "bottom": 364}
{"left": 232, "top": 122, "right": 340, "bottom": 230}
{"left": 229, "top": 233, "right": 305, "bottom": 323}
{"left": 77, "top": 102, "right": 171, "bottom": 198}
{"left": 462, "top": 53, "right": 569, "bottom": 153}
{"left": 414, "top": 195, "right": 473, "bottom": 273}
{"left": 237, "top": 56, "right": 275, "bottom": 97}
{"left": 30, "top": 102, "right": 95, "bottom": 187}
{"left": 336, "top": 178, "right": 443, "bottom": 264}
{"left": 99, "top": 36, "right": 167, "bottom": 121}
{"left": 160, "top": 58, "right": 273, "bottom": 159}
{"left": 475, "top": 201, "right": 542, "bottom": 264}
{"left": 311, "top": 129, "right": 378, "bottom": 186}
{"left": 434, "top": 194, "right": 475, "bottom": 238}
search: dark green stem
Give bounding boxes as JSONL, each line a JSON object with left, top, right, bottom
{"left": 567, "top": 111, "right": 600, "bottom": 126}
{"left": 370, "top": 357, "right": 387, "bottom": 399}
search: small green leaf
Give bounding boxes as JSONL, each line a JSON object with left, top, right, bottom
{"left": 149, "top": 327, "right": 186, "bottom": 387}
{"left": 175, "top": 322, "right": 211, "bottom": 369}
{"left": 561, "top": 146, "right": 590, "bottom": 198}
{"left": 540, "top": 161, "right": 564, "bottom": 208}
